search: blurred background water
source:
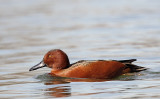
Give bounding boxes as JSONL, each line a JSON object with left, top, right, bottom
{"left": 0, "top": 0, "right": 160, "bottom": 99}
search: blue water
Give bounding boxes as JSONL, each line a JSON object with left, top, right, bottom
{"left": 0, "top": 0, "right": 160, "bottom": 99}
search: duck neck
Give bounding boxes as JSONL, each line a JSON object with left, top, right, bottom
{"left": 50, "top": 68, "right": 65, "bottom": 76}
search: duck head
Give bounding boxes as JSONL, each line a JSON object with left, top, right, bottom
{"left": 29, "top": 49, "right": 70, "bottom": 71}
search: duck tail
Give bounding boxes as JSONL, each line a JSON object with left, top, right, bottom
{"left": 124, "top": 63, "right": 148, "bottom": 72}
{"left": 116, "top": 59, "right": 148, "bottom": 72}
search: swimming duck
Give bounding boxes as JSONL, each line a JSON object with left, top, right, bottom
{"left": 29, "top": 49, "right": 147, "bottom": 79}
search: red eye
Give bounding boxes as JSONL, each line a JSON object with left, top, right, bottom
{"left": 48, "top": 55, "right": 52, "bottom": 58}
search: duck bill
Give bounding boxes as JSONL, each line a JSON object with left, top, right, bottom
{"left": 29, "top": 61, "right": 47, "bottom": 71}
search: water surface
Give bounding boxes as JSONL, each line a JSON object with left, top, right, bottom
{"left": 0, "top": 0, "right": 160, "bottom": 99}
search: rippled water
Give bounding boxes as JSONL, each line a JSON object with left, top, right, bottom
{"left": 0, "top": 0, "right": 160, "bottom": 99}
